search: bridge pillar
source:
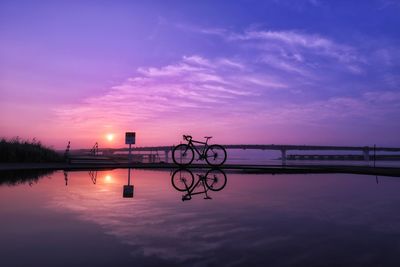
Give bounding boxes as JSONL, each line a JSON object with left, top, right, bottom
{"left": 363, "top": 149, "right": 369, "bottom": 163}
{"left": 165, "top": 150, "right": 169, "bottom": 163}
{"left": 281, "top": 149, "right": 286, "bottom": 165}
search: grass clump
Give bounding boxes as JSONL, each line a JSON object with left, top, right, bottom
{"left": 0, "top": 137, "right": 63, "bottom": 163}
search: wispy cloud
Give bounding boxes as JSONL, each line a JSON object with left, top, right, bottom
{"left": 252, "top": 90, "right": 400, "bottom": 136}
{"left": 183, "top": 26, "right": 365, "bottom": 76}
{"left": 379, "top": 0, "right": 400, "bottom": 9}
{"left": 238, "top": 30, "right": 361, "bottom": 63}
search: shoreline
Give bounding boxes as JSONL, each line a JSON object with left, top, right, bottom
{"left": 1, "top": 162, "right": 400, "bottom": 177}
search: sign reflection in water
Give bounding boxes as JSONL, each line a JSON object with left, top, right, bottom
{"left": 123, "top": 168, "right": 134, "bottom": 198}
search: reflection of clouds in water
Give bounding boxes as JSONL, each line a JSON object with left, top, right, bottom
{"left": 47, "top": 178, "right": 257, "bottom": 264}
{"left": 46, "top": 171, "right": 400, "bottom": 266}
{"left": 226, "top": 174, "right": 400, "bottom": 234}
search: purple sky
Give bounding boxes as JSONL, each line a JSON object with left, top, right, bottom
{"left": 1, "top": 0, "right": 399, "bottom": 148}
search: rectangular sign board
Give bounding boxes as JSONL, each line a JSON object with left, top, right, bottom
{"left": 125, "top": 132, "right": 136, "bottom": 144}
{"left": 123, "top": 185, "right": 134, "bottom": 198}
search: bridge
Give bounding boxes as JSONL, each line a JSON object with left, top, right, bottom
{"left": 70, "top": 144, "right": 400, "bottom": 165}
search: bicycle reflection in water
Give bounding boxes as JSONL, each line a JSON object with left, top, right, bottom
{"left": 171, "top": 169, "right": 227, "bottom": 201}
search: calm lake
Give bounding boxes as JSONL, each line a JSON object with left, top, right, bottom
{"left": 1, "top": 169, "right": 400, "bottom": 267}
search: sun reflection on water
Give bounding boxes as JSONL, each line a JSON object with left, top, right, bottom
{"left": 104, "top": 175, "right": 113, "bottom": 184}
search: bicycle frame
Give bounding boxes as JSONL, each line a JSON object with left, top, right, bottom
{"left": 185, "top": 139, "right": 209, "bottom": 159}
{"left": 182, "top": 174, "right": 211, "bottom": 201}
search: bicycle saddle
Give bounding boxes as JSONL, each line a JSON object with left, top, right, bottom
{"left": 204, "top": 136, "right": 212, "bottom": 139}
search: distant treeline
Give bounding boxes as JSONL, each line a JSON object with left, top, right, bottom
{"left": 0, "top": 137, "right": 63, "bottom": 162}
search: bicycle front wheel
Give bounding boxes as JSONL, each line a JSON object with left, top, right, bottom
{"left": 205, "top": 169, "right": 227, "bottom": 191}
{"left": 172, "top": 144, "right": 194, "bottom": 166}
{"left": 171, "top": 169, "right": 194, "bottom": 191}
{"left": 205, "top": 145, "right": 227, "bottom": 166}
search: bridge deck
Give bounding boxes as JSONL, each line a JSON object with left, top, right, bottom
{"left": 73, "top": 144, "right": 400, "bottom": 154}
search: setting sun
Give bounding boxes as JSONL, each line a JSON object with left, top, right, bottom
{"left": 106, "top": 133, "right": 114, "bottom": 142}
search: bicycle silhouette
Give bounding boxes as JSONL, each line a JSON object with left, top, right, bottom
{"left": 171, "top": 169, "right": 227, "bottom": 201}
{"left": 172, "top": 135, "right": 227, "bottom": 166}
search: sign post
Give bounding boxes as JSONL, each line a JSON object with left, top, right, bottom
{"left": 123, "top": 168, "right": 134, "bottom": 198}
{"left": 125, "top": 132, "right": 136, "bottom": 163}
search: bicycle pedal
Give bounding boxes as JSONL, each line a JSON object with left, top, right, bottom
{"left": 182, "top": 195, "right": 191, "bottom": 201}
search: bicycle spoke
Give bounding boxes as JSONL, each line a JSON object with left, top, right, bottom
{"left": 171, "top": 169, "right": 194, "bottom": 191}
{"left": 172, "top": 144, "right": 194, "bottom": 166}
{"left": 205, "top": 169, "right": 227, "bottom": 191}
{"left": 205, "top": 145, "right": 227, "bottom": 166}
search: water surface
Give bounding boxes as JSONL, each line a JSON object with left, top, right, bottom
{"left": 1, "top": 169, "right": 400, "bottom": 267}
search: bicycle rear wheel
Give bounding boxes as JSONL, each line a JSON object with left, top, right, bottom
{"left": 171, "top": 169, "right": 194, "bottom": 191}
{"left": 205, "top": 145, "right": 227, "bottom": 166}
{"left": 205, "top": 169, "right": 227, "bottom": 191}
{"left": 172, "top": 144, "right": 194, "bottom": 166}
